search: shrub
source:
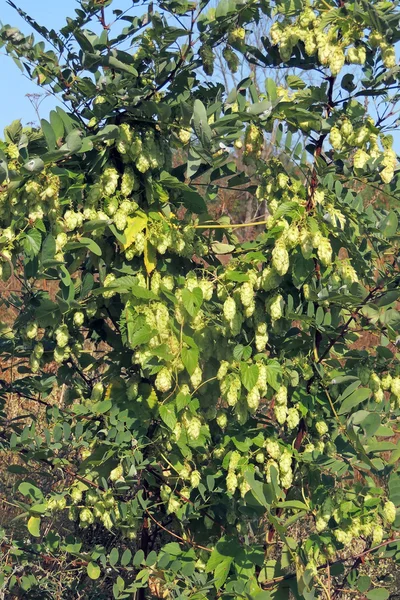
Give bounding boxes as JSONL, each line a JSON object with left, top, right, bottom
{"left": 0, "top": 1, "right": 400, "bottom": 598}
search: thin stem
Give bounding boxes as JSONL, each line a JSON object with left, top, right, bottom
{"left": 145, "top": 509, "right": 211, "bottom": 553}
{"left": 315, "top": 573, "right": 332, "bottom": 600}
{"left": 194, "top": 219, "right": 270, "bottom": 229}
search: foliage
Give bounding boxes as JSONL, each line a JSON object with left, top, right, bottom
{"left": 0, "top": 0, "right": 400, "bottom": 598}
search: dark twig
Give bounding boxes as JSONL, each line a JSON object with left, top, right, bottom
{"left": 262, "top": 536, "right": 398, "bottom": 589}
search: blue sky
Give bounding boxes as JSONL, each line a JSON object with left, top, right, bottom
{"left": 0, "top": 0, "right": 80, "bottom": 131}
{"left": 0, "top": 0, "right": 135, "bottom": 132}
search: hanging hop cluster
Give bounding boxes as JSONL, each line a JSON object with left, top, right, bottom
{"left": 329, "top": 116, "right": 397, "bottom": 184}
{"left": 269, "top": 8, "right": 396, "bottom": 74}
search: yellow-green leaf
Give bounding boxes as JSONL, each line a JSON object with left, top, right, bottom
{"left": 28, "top": 516, "right": 41, "bottom": 537}
{"left": 121, "top": 212, "right": 147, "bottom": 250}
{"left": 87, "top": 561, "right": 101, "bottom": 580}
{"left": 144, "top": 239, "right": 157, "bottom": 275}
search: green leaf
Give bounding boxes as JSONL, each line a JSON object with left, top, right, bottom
{"left": 286, "top": 74, "right": 306, "bottom": 89}
{"left": 361, "top": 413, "right": 381, "bottom": 437}
{"left": 23, "top": 229, "right": 42, "bottom": 257}
{"left": 36, "top": 297, "right": 60, "bottom": 327}
{"left": 74, "top": 30, "right": 95, "bottom": 52}
{"left": 265, "top": 78, "right": 277, "bottom": 102}
{"left": 133, "top": 549, "right": 145, "bottom": 566}
{"left": 130, "top": 285, "right": 156, "bottom": 300}
{"left": 121, "top": 548, "right": 132, "bottom": 567}
{"left": 19, "top": 482, "right": 43, "bottom": 502}
{"left": 79, "top": 237, "right": 102, "bottom": 256}
{"left": 49, "top": 110, "right": 64, "bottom": 140}
{"left": 27, "top": 516, "right": 41, "bottom": 538}
{"left": 91, "top": 400, "right": 112, "bottom": 414}
{"left": 182, "top": 288, "right": 203, "bottom": 317}
{"left": 30, "top": 503, "right": 47, "bottom": 515}
{"left": 292, "top": 255, "right": 314, "bottom": 288}
{"left": 206, "top": 537, "right": 239, "bottom": 589}
{"left": 213, "top": 558, "right": 233, "bottom": 589}
{"left": 381, "top": 308, "right": 400, "bottom": 331}
{"left": 146, "top": 551, "right": 157, "bottom": 566}
{"left": 23, "top": 157, "right": 45, "bottom": 173}
{"left": 96, "top": 278, "right": 155, "bottom": 297}
{"left": 65, "top": 130, "right": 83, "bottom": 153}
{"left": 159, "top": 172, "right": 207, "bottom": 213}
{"left": 182, "top": 347, "right": 199, "bottom": 376}
{"left": 176, "top": 391, "right": 190, "bottom": 412}
{"left": 389, "top": 473, "right": 400, "bottom": 507}
{"left": 215, "top": 0, "right": 236, "bottom": 17}
{"left": 159, "top": 403, "right": 177, "bottom": 430}
{"left": 233, "top": 344, "right": 252, "bottom": 361}
{"left": 243, "top": 471, "right": 270, "bottom": 508}
{"left": 182, "top": 190, "right": 208, "bottom": 213}
{"left": 84, "top": 219, "right": 110, "bottom": 233}
{"left": 376, "top": 290, "right": 400, "bottom": 307}
{"left": 89, "top": 125, "right": 119, "bottom": 142}
{"left": 316, "top": 306, "right": 324, "bottom": 326}
{"left": 87, "top": 562, "right": 101, "bottom": 580}
{"left": 192, "top": 99, "right": 212, "bottom": 147}
{"left": 56, "top": 106, "right": 77, "bottom": 134}
{"left": 79, "top": 137, "right": 94, "bottom": 153}
{"left": 225, "top": 271, "right": 249, "bottom": 282}
{"left": 41, "top": 118, "right": 57, "bottom": 149}
{"left": 357, "top": 575, "right": 371, "bottom": 593}
{"left": 81, "top": 273, "right": 94, "bottom": 298}
{"left": 4, "top": 119, "right": 22, "bottom": 143}
{"left": 158, "top": 172, "right": 189, "bottom": 190}
{"left": 294, "top": 143, "right": 303, "bottom": 161}
{"left": 273, "top": 201, "right": 301, "bottom": 221}
{"left": 247, "top": 99, "right": 272, "bottom": 116}
{"left": 41, "top": 234, "right": 56, "bottom": 262}
{"left": 240, "top": 363, "right": 259, "bottom": 392}
{"left": 341, "top": 73, "right": 356, "bottom": 92}
{"left": 339, "top": 380, "right": 363, "bottom": 400}
{"left": 130, "top": 325, "right": 154, "bottom": 347}
{"left": 7, "top": 465, "right": 28, "bottom": 474}
{"left": 276, "top": 500, "right": 309, "bottom": 510}
{"left": 265, "top": 360, "right": 282, "bottom": 391}
{"left": 338, "top": 388, "right": 371, "bottom": 415}
{"left": 252, "top": 592, "right": 272, "bottom": 600}
{"left": 366, "top": 589, "right": 389, "bottom": 600}
{"left": 84, "top": 52, "right": 138, "bottom": 76}
{"left": 0, "top": 151, "right": 8, "bottom": 183}
{"left": 109, "top": 548, "right": 119, "bottom": 567}
{"left": 211, "top": 242, "right": 235, "bottom": 254}
{"left": 381, "top": 211, "right": 398, "bottom": 237}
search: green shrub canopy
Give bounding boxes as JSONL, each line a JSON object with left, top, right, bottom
{"left": 0, "top": 0, "right": 400, "bottom": 597}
